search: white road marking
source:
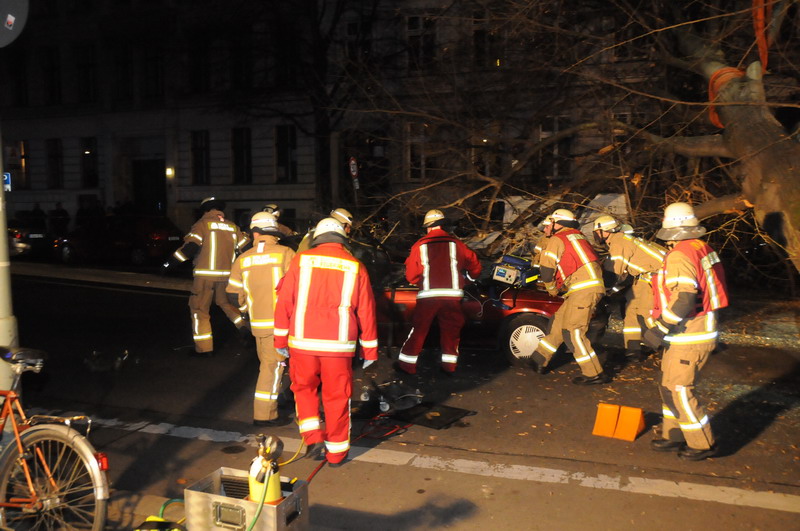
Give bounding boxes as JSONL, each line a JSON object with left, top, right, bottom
{"left": 36, "top": 408, "right": 800, "bottom": 514}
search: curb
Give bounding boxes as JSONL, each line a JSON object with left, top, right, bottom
{"left": 11, "top": 261, "right": 798, "bottom": 350}
{"left": 10, "top": 262, "right": 191, "bottom": 292}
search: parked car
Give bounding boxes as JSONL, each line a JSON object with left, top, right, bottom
{"left": 7, "top": 219, "right": 57, "bottom": 260}
{"left": 54, "top": 215, "right": 183, "bottom": 267}
{"left": 374, "top": 259, "right": 607, "bottom": 364}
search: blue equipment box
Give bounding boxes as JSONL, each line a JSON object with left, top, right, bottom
{"left": 491, "top": 255, "right": 538, "bottom": 287}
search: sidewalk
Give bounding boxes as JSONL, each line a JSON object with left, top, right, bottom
{"left": 12, "top": 261, "right": 799, "bottom": 350}
{"left": 10, "top": 261, "right": 192, "bottom": 292}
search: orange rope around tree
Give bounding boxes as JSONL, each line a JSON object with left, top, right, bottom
{"left": 752, "top": 0, "right": 773, "bottom": 74}
{"left": 707, "top": 1, "right": 772, "bottom": 128}
{"left": 707, "top": 67, "right": 745, "bottom": 128}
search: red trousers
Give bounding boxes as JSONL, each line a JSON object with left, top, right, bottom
{"left": 289, "top": 353, "right": 352, "bottom": 463}
{"left": 398, "top": 298, "right": 465, "bottom": 373}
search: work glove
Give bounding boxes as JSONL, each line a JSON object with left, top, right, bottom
{"left": 362, "top": 359, "right": 375, "bottom": 369}
{"left": 642, "top": 327, "right": 666, "bottom": 349}
{"left": 159, "top": 261, "right": 171, "bottom": 276}
{"left": 276, "top": 347, "right": 289, "bottom": 359}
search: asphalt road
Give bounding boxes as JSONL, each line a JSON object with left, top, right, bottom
{"left": 7, "top": 263, "right": 800, "bottom": 530}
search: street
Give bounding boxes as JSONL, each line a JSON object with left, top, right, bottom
{"left": 8, "top": 266, "right": 800, "bottom": 530}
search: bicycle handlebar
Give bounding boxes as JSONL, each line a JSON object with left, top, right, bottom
{"left": 1, "top": 347, "right": 47, "bottom": 392}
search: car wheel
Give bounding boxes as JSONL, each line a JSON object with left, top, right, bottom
{"left": 501, "top": 313, "right": 549, "bottom": 366}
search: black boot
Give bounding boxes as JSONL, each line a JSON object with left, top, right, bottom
{"left": 572, "top": 372, "right": 611, "bottom": 385}
{"left": 678, "top": 445, "right": 718, "bottom": 461}
{"left": 650, "top": 438, "right": 685, "bottom": 452}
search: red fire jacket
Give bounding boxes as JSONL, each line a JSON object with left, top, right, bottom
{"left": 405, "top": 228, "right": 482, "bottom": 299}
{"left": 274, "top": 243, "right": 378, "bottom": 360}
{"left": 651, "top": 239, "right": 729, "bottom": 322}
{"left": 549, "top": 228, "right": 600, "bottom": 288}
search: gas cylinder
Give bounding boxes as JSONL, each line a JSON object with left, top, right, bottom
{"left": 248, "top": 435, "right": 284, "bottom": 504}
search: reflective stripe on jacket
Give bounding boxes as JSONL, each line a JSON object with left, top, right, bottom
{"left": 404, "top": 228, "right": 482, "bottom": 299}
{"left": 273, "top": 243, "right": 379, "bottom": 360}
{"left": 650, "top": 239, "right": 729, "bottom": 344}
{"left": 174, "top": 210, "right": 248, "bottom": 279}
{"left": 226, "top": 236, "right": 295, "bottom": 337}
{"left": 540, "top": 228, "right": 602, "bottom": 293}
{"left": 607, "top": 233, "right": 666, "bottom": 279}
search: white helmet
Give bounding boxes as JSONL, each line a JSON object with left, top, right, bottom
{"left": 423, "top": 209, "right": 445, "bottom": 228}
{"left": 250, "top": 212, "right": 280, "bottom": 234}
{"left": 656, "top": 202, "right": 706, "bottom": 241}
{"left": 593, "top": 214, "right": 619, "bottom": 232}
{"left": 330, "top": 207, "right": 353, "bottom": 226}
{"left": 263, "top": 203, "right": 280, "bottom": 217}
{"left": 662, "top": 202, "right": 698, "bottom": 229}
{"left": 547, "top": 208, "right": 575, "bottom": 224}
{"left": 619, "top": 223, "right": 635, "bottom": 235}
{"left": 312, "top": 217, "right": 347, "bottom": 239}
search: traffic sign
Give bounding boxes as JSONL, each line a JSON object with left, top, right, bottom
{"left": 0, "top": 1, "right": 28, "bottom": 48}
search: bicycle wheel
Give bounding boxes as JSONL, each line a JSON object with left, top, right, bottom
{"left": 0, "top": 424, "right": 109, "bottom": 530}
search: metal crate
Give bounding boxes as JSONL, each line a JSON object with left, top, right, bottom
{"left": 184, "top": 467, "right": 309, "bottom": 531}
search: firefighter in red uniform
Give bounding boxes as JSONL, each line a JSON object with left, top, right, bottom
{"left": 227, "top": 212, "right": 295, "bottom": 426}
{"left": 396, "top": 209, "right": 482, "bottom": 375}
{"left": 644, "top": 202, "right": 729, "bottom": 461}
{"left": 529, "top": 208, "right": 610, "bottom": 384}
{"left": 169, "top": 197, "right": 249, "bottom": 356}
{"left": 274, "top": 217, "right": 378, "bottom": 466}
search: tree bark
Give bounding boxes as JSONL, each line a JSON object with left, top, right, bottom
{"left": 710, "top": 67, "right": 800, "bottom": 271}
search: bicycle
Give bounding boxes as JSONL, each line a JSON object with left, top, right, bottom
{"left": 0, "top": 346, "right": 109, "bottom": 530}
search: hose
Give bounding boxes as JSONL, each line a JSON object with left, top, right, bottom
{"left": 158, "top": 498, "right": 184, "bottom": 519}
{"left": 246, "top": 465, "right": 271, "bottom": 531}
{"left": 277, "top": 437, "right": 306, "bottom": 467}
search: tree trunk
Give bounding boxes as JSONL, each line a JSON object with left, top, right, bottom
{"left": 713, "top": 67, "right": 800, "bottom": 272}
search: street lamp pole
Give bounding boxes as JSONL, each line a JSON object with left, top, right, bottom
{"left": 0, "top": 130, "right": 18, "bottom": 350}
{"left": 0, "top": 0, "right": 30, "bottom": 388}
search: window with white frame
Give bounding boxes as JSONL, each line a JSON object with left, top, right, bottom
{"left": 191, "top": 130, "right": 210, "bottom": 186}
{"left": 5, "top": 141, "right": 29, "bottom": 190}
{"left": 232, "top": 127, "right": 252, "bottom": 184}
{"left": 46, "top": 138, "right": 63, "bottom": 189}
{"left": 74, "top": 42, "right": 97, "bottom": 104}
{"left": 343, "top": 16, "right": 372, "bottom": 64}
{"left": 275, "top": 124, "right": 297, "bottom": 184}
{"left": 472, "top": 11, "right": 507, "bottom": 68}
{"left": 406, "top": 15, "right": 436, "bottom": 71}
{"left": 80, "top": 137, "right": 98, "bottom": 189}
{"left": 40, "top": 46, "right": 62, "bottom": 105}
{"left": 143, "top": 45, "right": 165, "bottom": 101}
{"left": 406, "top": 122, "right": 435, "bottom": 181}
{"left": 537, "top": 117, "right": 571, "bottom": 181}
{"left": 112, "top": 45, "right": 133, "bottom": 103}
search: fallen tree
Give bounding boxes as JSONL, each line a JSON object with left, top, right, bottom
{"left": 341, "top": 1, "right": 800, "bottom": 285}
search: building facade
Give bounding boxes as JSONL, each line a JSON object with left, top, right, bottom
{"left": 0, "top": 1, "right": 653, "bottom": 234}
